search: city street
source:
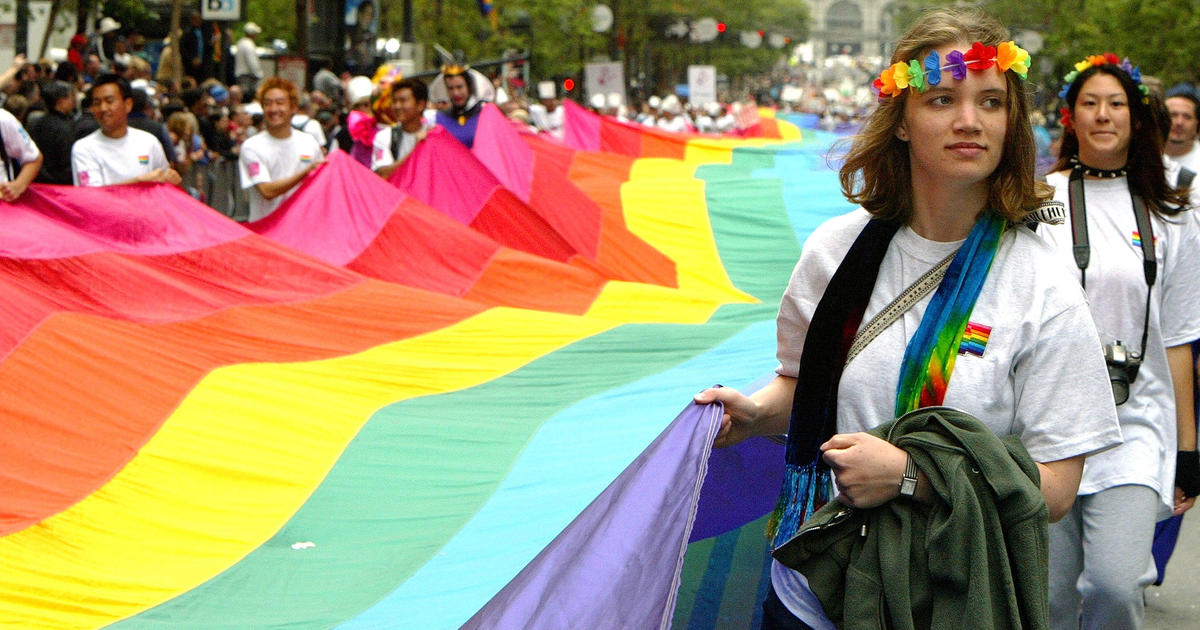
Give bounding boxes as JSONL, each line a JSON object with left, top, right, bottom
{"left": 1146, "top": 515, "right": 1200, "bottom": 628}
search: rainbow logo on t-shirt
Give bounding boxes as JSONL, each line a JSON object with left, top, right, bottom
{"left": 299, "top": 155, "right": 313, "bottom": 163}
{"left": 959, "top": 322, "right": 991, "bottom": 357}
{"left": 1132, "top": 232, "right": 1157, "bottom": 247}
{"left": 137, "top": 155, "right": 149, "bottom": 165}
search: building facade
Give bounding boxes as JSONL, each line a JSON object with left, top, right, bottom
{"left": 803, "top": 0, "right": 905, "bottom": 63}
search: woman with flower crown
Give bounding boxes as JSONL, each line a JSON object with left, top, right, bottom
{"left": 1038, "top": 54, "right": 1200, "bottom": 630}
{"left": 693, "top": 7, "right": 1123, "bottom": 629}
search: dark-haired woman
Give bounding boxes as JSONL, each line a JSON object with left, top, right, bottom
{"left": 1041, "top": 54, "right": 1200, "bottom": 630}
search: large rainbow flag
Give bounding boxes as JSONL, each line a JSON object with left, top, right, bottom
{"left": 0, "top": 104, "right": 854, "bottom": 628}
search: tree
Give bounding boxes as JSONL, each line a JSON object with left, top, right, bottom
{"left": 249, "top": 0, "right": 807, "bottom": 96}
{"left": 245, "top": 0, "right": 296, "bottom": 48}
{"left": 917, "top": 0, "right": 1200, "bottom": 92}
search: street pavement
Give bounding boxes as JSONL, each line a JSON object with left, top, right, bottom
{"left": 1145, "top": 514, "right": 1200, "bottom": 628}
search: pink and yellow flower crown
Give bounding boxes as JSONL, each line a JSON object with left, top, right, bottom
{"left": 873, "top": 41, "right": 1031, "bottom": 98}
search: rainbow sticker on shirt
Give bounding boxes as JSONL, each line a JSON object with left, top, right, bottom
{"left": 959, "top": 321, "right": 991, "bottom": 357}
{"left": 300, "top": 155, "right": 314, "bottom": 163}
{"left": 1132, "top": 232, "right": 1157, "bottom": 247}
{"left": 138, "top": 155, "right": 149, "bottom": 165}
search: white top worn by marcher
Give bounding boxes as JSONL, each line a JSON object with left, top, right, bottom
{"left": 370, "top": 123, "right": 425, "bottom": 172}
{"left": 290, "top": 114, "right": 327, "bottom": 148}
{"left": 238, "top": 129, "right": 322, "bottom": 221}
{"left": 234, "top": 36, "right": 263, "bottom": 79}
{"left": 1042, "top": 172, "right": 1200, "bottom": 515}
{"left": 527, "top": 103, "right": 563, "bottom": 134}
{"left": 770, "top": 208, "right": 1125, "bottom": 628}
{"left": 656, "top": 116, "right": 688, "bottom": 133}
{"left": 0, "top": 108, "right": 41, "bottom": 183}
{"left": 1168, "top": 140, "right": 1200, "bottom": 174}
{"left": 71, "top": 127, "right": 168, "bottom": 186}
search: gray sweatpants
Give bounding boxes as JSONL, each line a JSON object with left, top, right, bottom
{"left": 1048, "top": 484, "right": 1160, "bottom": 630}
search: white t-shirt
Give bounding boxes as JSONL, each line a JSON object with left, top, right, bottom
{"left": 770, "top": 208, "right": 1124, "bottom": 627}
{"left": 1168, "top": 140, "right": 1200, "bottom": 175}
{"left": 370, "top": 123, "right": 423, "bottom": 172}
{"left": 528, "top": 103, "right": 563, "bottom": 133}
{"left": 1042, "top": 171, "right": 1200, "bottom": 511}
{"left": 0, "top": 108, "right": 41, "bottom": 183}
{"left": 71, "top": 126, "right": 169, "bottom": 187}
{"left": 656, "top": 116, "right": 688, "bottom": 133}
{"left": 290, "top": 114, "right": 327, "bottom": 148}
{"left": 234, "top": 36, "right": 263, "bottom": 78}
{"left": 1164, "top": 158, "right": 1200, "bottom": 208}
{"left": 238, "top": 129, "right": 322, "bottom": 221}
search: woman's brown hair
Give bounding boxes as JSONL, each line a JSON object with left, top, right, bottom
{"left": 838, "top": 6, "right": 1050, "bottom": 223}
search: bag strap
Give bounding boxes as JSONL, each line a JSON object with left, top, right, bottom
{"left": 846, "top": 250, "right": 955, "bottom": 364}
{"left": 1179, "top": 166, "right": 1196, "bottom": 190}
{"left": 1068, "top": 168, "right": 1090, "bottom": 281}
{"left": 0, "top": 124, "right": 12, "bottom": 181}
{"left": 1130, "top": 191, "right": 1157, "bottom": 356}
{"left": 1067, "top": 166, "right": 1156, "bottom": 356}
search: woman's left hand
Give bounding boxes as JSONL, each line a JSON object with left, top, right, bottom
{"left": 820, "top": 432, "right": 909, "bottom": 509}
{"left": 1174, "top": 487, "right": 1196, "bottom": 516}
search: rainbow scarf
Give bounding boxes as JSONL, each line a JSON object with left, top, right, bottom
{"left": 769, "top": 211, "right": 1005, "bottom": 546}
{"left": 894, "top": 211, "right": 1005, "bottom": 415}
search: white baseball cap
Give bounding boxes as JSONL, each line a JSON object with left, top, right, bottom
{"left": 99, "top": 17, "right": 121, "bottom": 34}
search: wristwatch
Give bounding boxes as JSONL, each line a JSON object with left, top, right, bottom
{"left": 898, "top": 453, "right": 919, "bottom": 497}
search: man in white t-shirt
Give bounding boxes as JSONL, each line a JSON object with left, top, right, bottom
{"left": 528, "top": 81, "right": 563, "bottom": 135}
{"left": 290, "top": 91, "right": 328, "bottom": 150}
{"left": 372, "top": 77, "right": 428, "bottom": 179}
{"left": 0, "top": 107, "right": 43, "bottom": 200}
{"left": 233, "top": 22, "right": 263, "bottom": 98}
{"left": 1164, "top": 88, "right": 1200, "bottom": 174}
{"left": 72, "top": 74, "right": 180, "bottom": 187}
{"left": 239, "top": 77, "right": 323, "bottom": 222}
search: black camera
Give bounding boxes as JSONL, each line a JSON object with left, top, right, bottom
{"left": 1104, "top": 340, "right": 1141, "bottom": 406}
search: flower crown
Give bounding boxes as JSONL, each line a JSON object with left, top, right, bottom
{"left": 873, "top": 41, "right": 1031, "bottom": 98}
{"left": 1057, "top": 53, "right": 1148, "bottom": 132}
{"left": 1056, "top": 53, "right": 1147, "bottom": 99}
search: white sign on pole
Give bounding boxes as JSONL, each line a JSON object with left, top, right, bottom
{"left": 688, "top": 65, "right": 717, "bottom": 106}
{"left": 202, "top": 0, "right": 242, "bottom": 22}
{"left": 584, "top": 61, "right": 625, "bottom": 102}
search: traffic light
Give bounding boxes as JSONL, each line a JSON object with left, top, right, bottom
{"left": 556, "top": 76, "right": 580, "bottom": 101}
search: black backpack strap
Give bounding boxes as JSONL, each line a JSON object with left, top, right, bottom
{"left": 1068, "top": 167, "right": 1090, "bottom": 281}
{"left": 0, "top": 124, "right": 12, "bottom": 181}
{"left": 1179, "top": 166, "right": 1196, "bottom": 190}
{"left": 390, "top": 126, "right": 401, "bottom": 163}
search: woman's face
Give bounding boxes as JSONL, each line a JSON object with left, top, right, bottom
{"left": 898, "top": 41, "right": 1009, "bottom": 193}
{"left": 445, "top": 75, "right": 470, "bottom": 108}
{"left": 1071, "top": 73, "right": 1133, "bottom": 169}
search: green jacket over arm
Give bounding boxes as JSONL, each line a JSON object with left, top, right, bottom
{"left": 772, "top": 407, "right": 1049, "bottom": 630}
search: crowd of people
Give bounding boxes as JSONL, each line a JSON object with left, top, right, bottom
{"left": 0, "top": 13, "right": 781, "bottom": 222}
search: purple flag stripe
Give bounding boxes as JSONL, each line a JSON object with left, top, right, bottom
{"left": 462, "top": 400, "right": 722, "bottom": 629}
